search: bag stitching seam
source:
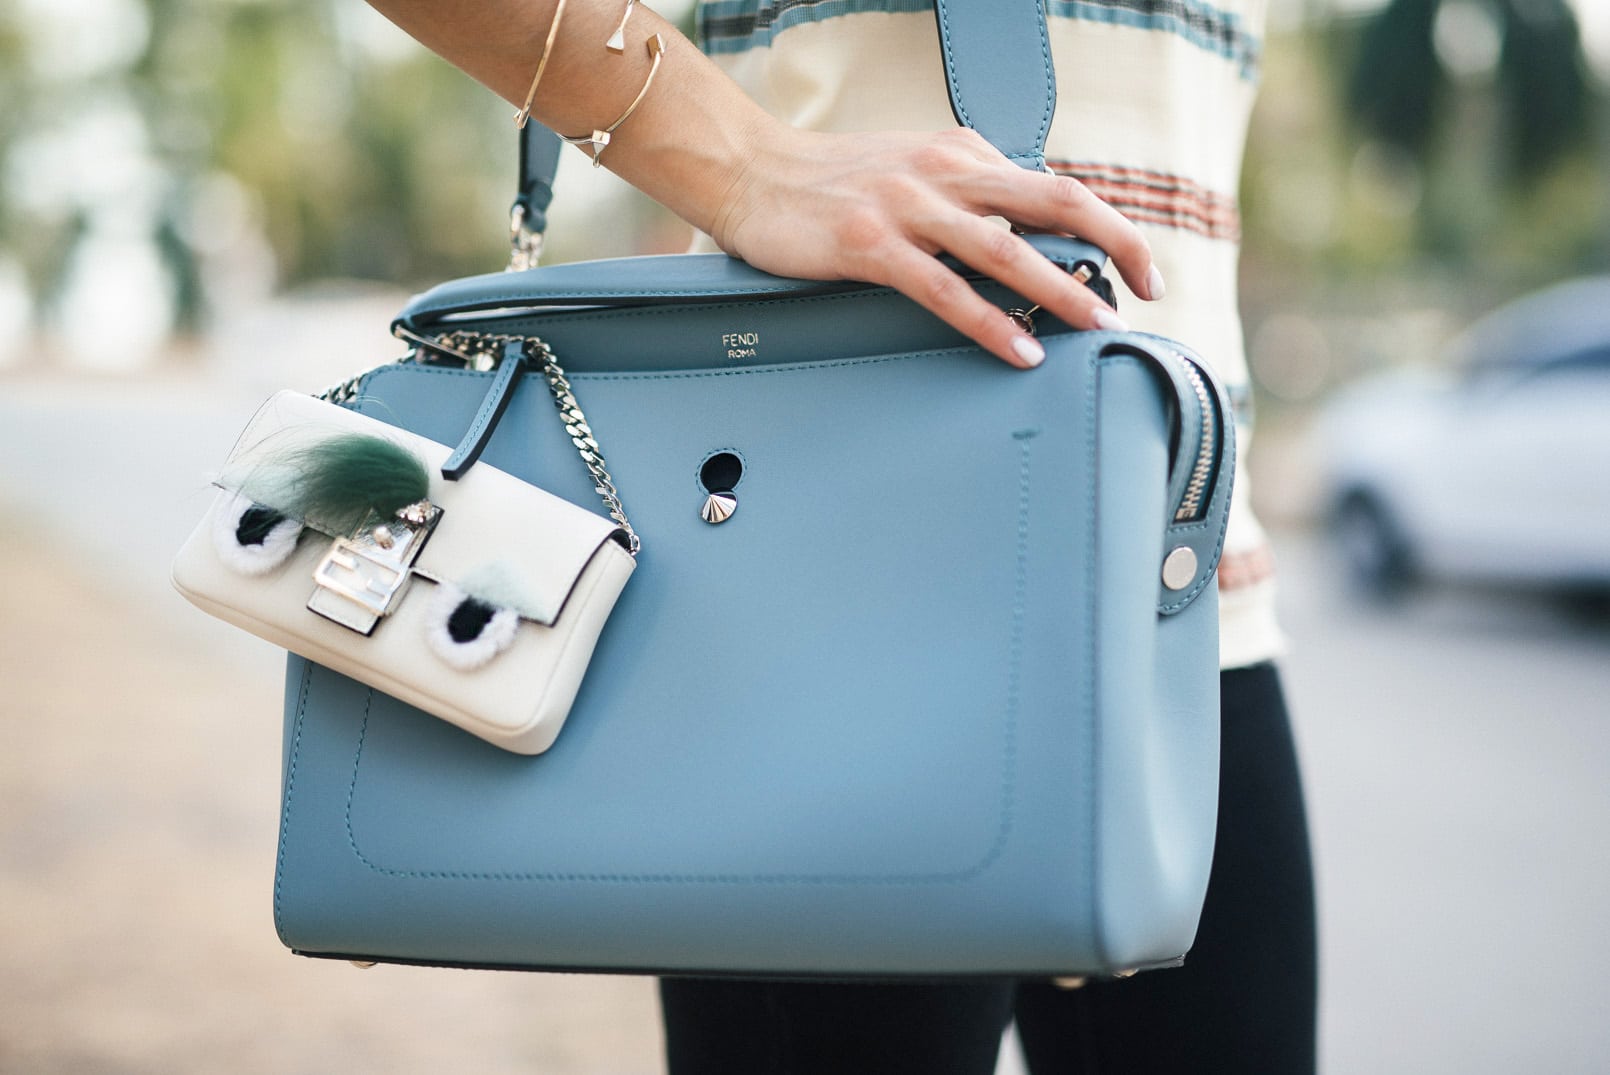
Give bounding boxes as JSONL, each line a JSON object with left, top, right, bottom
{"left": 375, "top": 348, "right": 960, "bottom": 387}
{"left": 408, "top": 265, "right": 1068, "bottom": 317}
{"left": 1083, "top": 352, "right": 1103, "bottom": 963}
{"left": 273, "top": 658, "right": 315, "bottom": 942}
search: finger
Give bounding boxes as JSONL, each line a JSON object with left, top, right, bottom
{"left": 868, "top": 241, "right": 1049, "bottom": 368}
{"left": 928, "top": 210, "right": 1129, "bottom": 335}
{"left": 961, "top": 168, "right": 1162, "bottom": 302}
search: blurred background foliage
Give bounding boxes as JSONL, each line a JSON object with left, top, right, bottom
{"left": 0, "top": 0, "right": 1606, "bottom": 385}
{"left": 1237, "top": 0, "right": 1607, "bottom": 425}
{"left": 1244, "top": 0, "right": 1606, "bottom": 286}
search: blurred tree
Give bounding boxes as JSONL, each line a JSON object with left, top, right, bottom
{"left": 1238, "top": 5, "right": 1607, "bottom": 412}
{"left": 1348, "top": 0, "right": 1588, "bottom": 183}
{"left": 131, "top": 0, "right": 511, "bottom": 305}
{"left": 1303, "top": 0, "right": 1609, "bottom": 279}
{"left": 0, "top": 0, "right": 514, "bottom": 339}
{"left": 1347, "top": 0, "right": 1442, "bottom": 159}
{"left": 0, "top": 0, "right": 696, "bottom": 348}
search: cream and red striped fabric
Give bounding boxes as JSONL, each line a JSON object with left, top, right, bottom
{"left": 1052, "top": 162, "right": 1242, "bottom": 242}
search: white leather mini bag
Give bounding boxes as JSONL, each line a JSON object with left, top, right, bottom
{"left": 172, "top": 365, "right": 637, "bottom": 755}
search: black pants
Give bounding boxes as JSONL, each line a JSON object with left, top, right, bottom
{"left": 659, "top": 664, "right": 1316, "bottom": 1075}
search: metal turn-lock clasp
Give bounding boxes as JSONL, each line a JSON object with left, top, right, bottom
{"left": 308, "top": 503, "right": 441, "bottom": 635}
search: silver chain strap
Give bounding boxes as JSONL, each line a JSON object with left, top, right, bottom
{"left": 317, "top": 329, "right": 640, "bottom": 555}
{"left": 318, "top": 365, "right": 386, "bottom": 408}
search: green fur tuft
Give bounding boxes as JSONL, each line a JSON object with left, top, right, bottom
{"left": 282, "top": 433, "right": 430, "bottom": 533}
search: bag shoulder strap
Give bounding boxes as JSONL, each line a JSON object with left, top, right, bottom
{"left": 511, "top": 0, "right": 1055, "bottom": 261}
{"left": 511, "top": 115, "right": 564, "bottom": 269}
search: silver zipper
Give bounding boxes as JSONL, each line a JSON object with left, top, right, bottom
{"left": 1174, "top": 355, "right": 1217, "bottom": 523}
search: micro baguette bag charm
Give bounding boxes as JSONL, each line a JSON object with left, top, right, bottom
{"left": 172, "top": 336, "right": 638, "bottom": 755}
{"left": 245, "top": 0, "right": 1237, "bottom": 979}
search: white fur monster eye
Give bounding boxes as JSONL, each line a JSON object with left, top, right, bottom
{"left": 425, "top": 582, "right": 520, "bottom": 671}
{"left": 213, "top": 491, "right": 302, "bottom": 575}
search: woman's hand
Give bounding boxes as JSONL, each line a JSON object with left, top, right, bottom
{"left": 710, "top": 123, "right": 1164, "bottom": 369}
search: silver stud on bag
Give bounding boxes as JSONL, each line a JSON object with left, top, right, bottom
{"left": 1161, "top": 546, "right": 1198, "bottom": 591}
{"left": 700, "top": 491, "right": 737, "bottom": 525}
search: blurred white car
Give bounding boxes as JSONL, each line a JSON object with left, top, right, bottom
{"left": 1315, "top": 277, "right": 1610, "bottom": 597}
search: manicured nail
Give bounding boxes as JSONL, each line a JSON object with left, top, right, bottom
{"left": 1092, "top": 308, "right": 1128, "bottom": 332}
{"left": 1012, "top": 335, "right": 1046, "bottom": 366}
{"left": 1145, "top": 265, "right": 1166, "bottom": 302}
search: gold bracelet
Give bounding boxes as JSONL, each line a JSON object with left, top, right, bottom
{"left": 561, "top": 33, "right": 666, "bottom": 167}
{"left": 605, "top": 0, "right": 638, "bottom": 52}
{"left": 514, "top": 0, "right": 569, "bottom": 129}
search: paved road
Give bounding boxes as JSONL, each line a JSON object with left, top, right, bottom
{"left": 1274, "top": 538, "right": 1610, "bottom": 1074}
{"left": 3, "top": 374, "right": 1607, "bottom": 1073}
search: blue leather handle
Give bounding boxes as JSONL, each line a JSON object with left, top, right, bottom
{"left": 514, "top": 0, "right": 1056, "bottom": 239}
{"left": 397, "top": 234, "right": 1107, "bottom": 327}
{"left": 934, "top": 0, "right": 1055, "bottom": 169}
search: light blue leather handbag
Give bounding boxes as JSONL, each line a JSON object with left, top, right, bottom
{"left": 272, "top": 0, "right": 1235, "bottom": 978}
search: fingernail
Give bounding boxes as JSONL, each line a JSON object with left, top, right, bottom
{"left": 1146, "top": 265, "right": 1166, "bottom": 302}
{"left": 1092, "top": 308, "right": 1128, "bottom": 332}
{"left": 1012, "top": 335, "right": 1045, "bottom": 366}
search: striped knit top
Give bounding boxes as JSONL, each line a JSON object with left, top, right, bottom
{"left": 693, "top": 0, "right": 1282, "bottom": 668}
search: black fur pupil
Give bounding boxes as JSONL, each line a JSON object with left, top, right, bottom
{"left": 236, "top": 505, "right": 286, "bottom": 546}
{"left": 447, "top": 598, "right": 497, "bottom": 643}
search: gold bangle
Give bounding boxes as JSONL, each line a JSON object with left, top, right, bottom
{"left": 605, "top": 0, "right": 638, "bottom": 52}
{"left": 561, "top": 33, "right": 666, "bottom": 167}
{"left": 514, "top": 0, "right": 569, "bottom": 129}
